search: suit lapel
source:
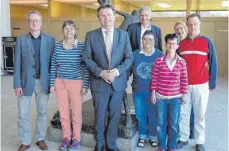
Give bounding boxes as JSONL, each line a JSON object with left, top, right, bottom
{"left": 151, "top": 25, "right": 155, "bottom": 36}
{"left": 111, "top": 28, "right": 118, "bottom": 65}
{"left": 137, "top": 24, "right": 141, "bottom": 48}
{"left": 40, "top": 33, "right": 46, "bottom": 64}
{"left": 96, "top": 28, "right": 109, "bottom": 61}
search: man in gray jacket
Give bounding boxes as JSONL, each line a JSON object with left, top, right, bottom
{"left": 14, "top": 10, "right": 55, "bottom": 151}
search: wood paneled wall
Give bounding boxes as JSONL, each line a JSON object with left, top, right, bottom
{"left": 11, "top": 17, "right": 228, "bottom": 77}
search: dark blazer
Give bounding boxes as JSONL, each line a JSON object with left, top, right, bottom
{"left": 127, "top": 23, "right": 162, "bottom": 51}
{"left": 83, "top": 28, "right": 134, "bottom": 92}
{"left": 14, "top": 33, "right": 55, "bottom": 96}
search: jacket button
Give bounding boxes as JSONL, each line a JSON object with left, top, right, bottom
{"left": 33, "top": 66, "right": 35, "bottom": 68}
{"left": 33, "top": 75, "right": 35, "bottom": 77}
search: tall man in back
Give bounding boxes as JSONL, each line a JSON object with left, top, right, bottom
{"left": 14, "top": 11, "right": 55, "bottom": 151}
{"left": 177, "top": 14, "right": 218, "bottom": 151}
{"left": 127, "top": 6, "right": 162, "bottom": 51}
{"left": 83, "top": 4, "right": 133, "bottom": 151}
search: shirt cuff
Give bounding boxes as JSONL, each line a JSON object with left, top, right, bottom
{"left": 99, "top": 70, "right": 103, "bottom": 77}
{"left": 114, "top": 68, "right": 119, "bottom": 77}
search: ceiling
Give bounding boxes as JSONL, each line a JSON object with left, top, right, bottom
{"left": 10, "top": 0, "right": 228, "bottom": 11}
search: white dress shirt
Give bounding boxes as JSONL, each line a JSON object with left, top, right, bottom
{"left": 100, "top": 27, "right": 119, "bottom": 77}
{"left": 140, "top": 24, "right": 151, "bottom": 48}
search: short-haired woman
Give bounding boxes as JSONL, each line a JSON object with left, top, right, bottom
{"left": 130, "top": 30, "right": 164, "bottom": 148}
{"left": 151, "top": 34, "right": 188, "bottom": 151}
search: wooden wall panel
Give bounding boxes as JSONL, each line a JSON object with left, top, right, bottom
{"left": 11, "top": 17, "right": 228, "bottom": 77}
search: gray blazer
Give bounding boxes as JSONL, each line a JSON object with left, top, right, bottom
{"left": 83, "top": 28, "right": 134, "bottom": 92}
{"left": 14, "top": 33, "right": 55, "bottom": 96}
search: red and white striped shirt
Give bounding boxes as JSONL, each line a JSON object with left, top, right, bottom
{"left": 151, "top": 55, "right": 188, "bottom": 98}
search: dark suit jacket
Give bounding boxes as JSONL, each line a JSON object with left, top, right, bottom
{"left": 127, "top": 23, "right": 162, "bottom": 51}
{"left": 14, "top": 33, "right": 55, "bottom": 96}
{"left": 83, "top": 28, "right": 134, "bottom": 92}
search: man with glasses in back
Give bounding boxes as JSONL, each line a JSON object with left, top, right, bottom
{"left": 127, "top": 6, "right": 162, "bottom": 51}
{"left": 14, "top": 11, "right": 55, "bottom": 151}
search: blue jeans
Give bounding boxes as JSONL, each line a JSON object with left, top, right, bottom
{"left": 18, "top": 79, "right": 49, "bottom": 145}
{"left": 156, "top": 97, "right": 182, "bottom": 150}
{"left": 133, "top": 92, "right": 157, "bottom": 140}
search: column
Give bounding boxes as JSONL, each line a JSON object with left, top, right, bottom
{"left": 1, "top": 0, "right": 11, "bottom": 75}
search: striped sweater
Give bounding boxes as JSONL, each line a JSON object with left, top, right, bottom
{"left": 49, "top": 41, "right": 90, "bottom": 88}
{"left": 151, "top": 55, "right": 188, "bottom": 98}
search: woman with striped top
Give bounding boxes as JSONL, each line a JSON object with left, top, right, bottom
{"left": 151, "top": 34, "right": 188, "bottom": 151}
{"left": 49, "top": 20, "right": 90, "bottom": 151}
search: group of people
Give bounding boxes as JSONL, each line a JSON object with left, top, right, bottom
{"left": 13, "top": 4, "right": 217, "bottom": 151}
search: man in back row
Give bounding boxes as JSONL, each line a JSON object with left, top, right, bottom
{"left": 127, "top": 6, "right": 162, "bottom": 51}
{"left": 177, "top": 14, "right": 218, "bottom": 151}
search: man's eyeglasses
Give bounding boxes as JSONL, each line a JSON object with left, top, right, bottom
{"left": 140, "top": 14, "right": 150, "bottom": 18}
{"left": 143, "top": 38, "right": 154, "bottom": 42}
{"left": 167, "top": 42, "right": 177, "bottom": 46}
{"left": 28, "top": 20, "right": 41, "bottom": 23}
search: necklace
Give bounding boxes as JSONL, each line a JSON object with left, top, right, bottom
{"left": 63, "top": 40, "right": 74, "bottom": 50}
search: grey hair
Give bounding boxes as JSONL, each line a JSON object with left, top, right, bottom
{"left": 139, "top": 6, "right": 152, "bottom": 17}
{"left": 26, "top": 10, "right": 42, "bottom": 21}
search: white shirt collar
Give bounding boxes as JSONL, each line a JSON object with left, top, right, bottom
{"left": 139, "top": 48, "right": 155, "bottom": 56}
{"left": 101, "top": 27, "right": 114, "bottom": 33}
{"left": 141, "top": 24, "right": 151, "bottom": 30}
{"left": 61, "top": 39, "right": 78, "bottom": 49}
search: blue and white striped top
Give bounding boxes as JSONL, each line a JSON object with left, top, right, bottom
{"left": 49, "top": 40, "right": 90, "bottom": 88}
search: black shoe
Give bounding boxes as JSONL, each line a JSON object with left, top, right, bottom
{"left": 94, "top": 146, "right": 104, "bottom": 151}
{"left": 36, "top": 140, "right": 48, "bottom": 150}
{"left": 17, "top": 144, "right": 30, "bottom": 151}
{"left": 176, "top": 140, "right": 189, "bottom": 150}
{"left": 196, "top": 144, "right": 205, "bottom": 151}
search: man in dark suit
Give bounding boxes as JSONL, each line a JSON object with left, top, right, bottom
{"left": 83, "top": 4, "right": 134, "bottom": 151}
{"left": 127, "top": 6, "right": 162, "bottom": 51}
{"left": 14, "top": 11, "right": 55, "bottom": 151}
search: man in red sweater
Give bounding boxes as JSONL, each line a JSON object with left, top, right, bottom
{"left": 176, "top": 14, "right": 218, "bottom": 151}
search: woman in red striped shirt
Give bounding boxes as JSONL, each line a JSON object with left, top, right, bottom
{"left": 151, "top": 33, "right": 188, "bottom": 151}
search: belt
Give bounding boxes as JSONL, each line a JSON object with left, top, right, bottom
{"left": 34, "top": 75, "right": 40, "bottom": 79}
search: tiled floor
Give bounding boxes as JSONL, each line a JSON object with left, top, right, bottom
{"left": 1, "top": 76, "right": 228, "bottom": 151}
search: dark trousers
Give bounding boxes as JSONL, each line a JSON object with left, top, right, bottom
{"left": 91, "top": 85, "right": 124, "bottom": 150}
